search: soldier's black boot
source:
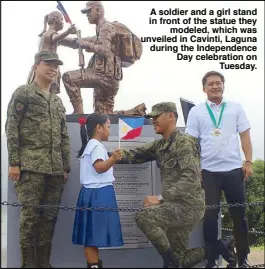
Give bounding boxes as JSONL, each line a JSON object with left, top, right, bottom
{"left": 21, "top": 246, "right": 37, "bottom": 268}
{"left": 36, "top": 244, "right": 53, "bottom": 268}
{"left": 87, "top": 259, "right": 103, "bottom": 268}
{"left": 161, "top": 248, "right": 181, "bottom": 268}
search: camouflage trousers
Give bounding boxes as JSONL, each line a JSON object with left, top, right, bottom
{"left": 62, "top": 68, "right": 119, "bottom": 114}
{"left": 14, "top": 171, "right": 65, "bottom": 248}
{"left": 135, "top": 202, "right": 205, "bottom": 267}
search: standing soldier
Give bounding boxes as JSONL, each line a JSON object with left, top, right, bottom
{"left": 27, "top": 11, "right": 77, "bottom": 94}
{"left": 6, "top": 51, "right": 71, "bottom": 268}
{"left": 119, "top": 102, "right": 206, "bottom": 268}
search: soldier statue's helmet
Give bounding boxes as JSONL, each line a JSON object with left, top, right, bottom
{"left": 145, "top": 102, "right": 178, "bottom": 118}
{"left": 34, "top": 51, "right": 63, "bottom": 65}
{"left": 81, "top": 1, "right": 103, "bottom": 14}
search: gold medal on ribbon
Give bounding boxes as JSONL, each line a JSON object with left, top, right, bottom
{"left": 213, "top": 129, "right": 221, "bottom": 136}
{"left": 206, "top": 102, "right": 226, "bottom": 137}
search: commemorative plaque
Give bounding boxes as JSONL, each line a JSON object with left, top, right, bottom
{"left": 102, "top": 138, "right": 155, "bottom": 248}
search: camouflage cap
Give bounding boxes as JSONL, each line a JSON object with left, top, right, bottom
{"left": 81, "top": 1, "right": 103, "bottom": 14}
{"left": 145, "top": 102, "right": 177, "bottom": 118}
{"left": 34, "top": 51, "right": 63, "bottom": 65}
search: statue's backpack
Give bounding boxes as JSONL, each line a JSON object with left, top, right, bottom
{"left": 111, "top": 21, "right": 143, "bottom": 67}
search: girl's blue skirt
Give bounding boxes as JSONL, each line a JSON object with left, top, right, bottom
{"left": 72, "top": 185, "right": 124, "bottom": 247}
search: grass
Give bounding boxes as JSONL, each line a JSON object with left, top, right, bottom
{"left": 250, "top": 245, "right": 264, "bottom": 251}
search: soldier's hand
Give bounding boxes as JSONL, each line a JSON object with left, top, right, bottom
{"left": 9, "top": 166, "right": 21, "bottom": 181}
{"left": 143, "top": 196, "right": 160, "bottom": 207}
{"left": 112, "top": 149, "right": 122, "bottom": 162}
{"left": 63, "top": 171, "right": 69, "bottom": 182}
{"left": 67, "top": 25, "right": 77, "bottom": 35}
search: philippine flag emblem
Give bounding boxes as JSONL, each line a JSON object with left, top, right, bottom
{"left": 119, "top": 117, "right": 145, "bottom": 140}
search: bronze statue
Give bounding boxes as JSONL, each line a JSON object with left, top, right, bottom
{"left": 61, "top": 1, "right": 146, "bottom": 115}
{"left": 27, "top": 11, "right": 77, "bottom": 94}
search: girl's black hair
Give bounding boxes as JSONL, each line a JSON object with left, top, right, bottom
{"left": 77, "top": 113, "right": 109, "bottom": 158}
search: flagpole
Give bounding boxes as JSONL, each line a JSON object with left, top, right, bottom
{"left": 118, "top": 118, "right": 121, "bottom": 149}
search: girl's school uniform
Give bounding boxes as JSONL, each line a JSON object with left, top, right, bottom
{"left": 72, "top": 139, "right": 123, "bottom": 247}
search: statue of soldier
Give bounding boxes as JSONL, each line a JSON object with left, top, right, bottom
{"left": 61, "top": 1, "right": 146, "bottom": 115}
{"left": 6, "top": 51, "right": 71, "bottom": 268}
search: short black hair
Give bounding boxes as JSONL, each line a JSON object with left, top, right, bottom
{"left": 202, "top": 71, "right": 225, "bottom": 86}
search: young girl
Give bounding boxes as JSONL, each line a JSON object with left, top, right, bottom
{"left": 72, "top": 113, "right": 124, "bottom": 268}
{"left": 27, "top": 11, "right": 77, "bottom": 94}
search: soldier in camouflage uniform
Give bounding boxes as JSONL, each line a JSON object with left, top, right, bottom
{"left": 120, "top": 102, "right": 206, "bottom": 268}
{"left": 5, "top": 51, "right": 71, "bottom": 268}
{"left": 62, "top": 1, "right": 122, "bottom": 114}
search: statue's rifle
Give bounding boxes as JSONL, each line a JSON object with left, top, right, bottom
{"left": 56, "top": 1, "right": 85, "bottom": 79}
{"left": 76, "top": 30, "right": 85, "bottom": 80}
